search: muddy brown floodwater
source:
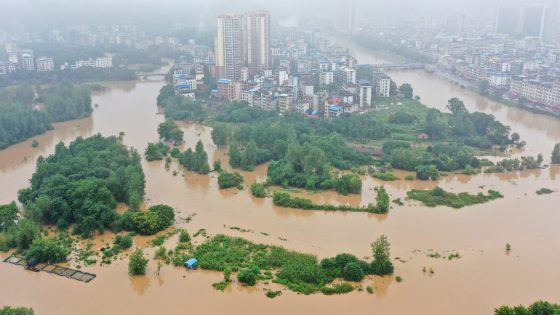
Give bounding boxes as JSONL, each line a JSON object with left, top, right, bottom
{"left": 1, "top": 51, "right": 560, "bottom": 314}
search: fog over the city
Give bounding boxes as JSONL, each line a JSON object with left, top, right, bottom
{"left": 0, "top": 0, "right": 542, "bottom": 30}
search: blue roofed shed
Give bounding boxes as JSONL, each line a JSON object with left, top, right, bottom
{"left": 184, "top": 258, "right": 198, "bottom": 269}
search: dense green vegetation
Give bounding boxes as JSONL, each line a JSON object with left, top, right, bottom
{"left": 129, "top": 249, "right": 148, "bottom": 275}
{"left": 210, "top": 98, "right": 520, "bottom": 190}
{"left": 495, "top": 300, "right": 560, "bottom": 315}
{"left": 157, "top": 120, "right": 184, "bottom": 145}
{"left": 144, "top": 142, "right": 170, "bottom": 161}
{"left": 0, "top": 217, "right": 39, "bottom": 252}
{"left": 0, "top": 84, "right": 92, "bottom": 149}
{"left": 0, "top": 202, "right": 18, "bottom": 233}
{"left": 114, "top": 235, "right": 133, "bottom": 249}
{"left": 217, "top": 170, "right": 244, "bottom": 189}
{"left": 273, "top": 186, "right": 389, "bottom": 214}
{"left": 129, "top": 204, "right": 175, "bottom": 235}
{"left": 157, "top": 84, "right": 206, "bottom": 121}
{"left": 211, "top": 124, "right": 231, "bottom": 147}
{"left": 552, "top": 143, "right": 560, "bottom": 164}
{"left": 485, "top": 155, "right": 543, "bottom": 173}
{"left": 250, "top": 182, "right": 267, "bottom": 197}
{"left": 0, "top": 306, "right": 34, "bottom": 315}
{"left": 192, "top": 234, "right": 393, "bottom": 294}
{"left": 25, "top": 236, "right": 70, "bottom": 263}
{"left": 407, "top": 187, "right": 503, "bottom": 208}
{"left": 18, "top": 135, "right": 145, "bottom": 237}
{"left": 0, "top": 204, "right": 73, "bottom": 264}
{"left": 178, "top": 140, "right": 210, "bottom": 174}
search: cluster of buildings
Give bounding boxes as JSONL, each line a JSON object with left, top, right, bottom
{"left": 0, "top": 47, "right": 54, "bottom": 74}
{"left": 173, "top": 11, "right": 394, "bottom": 118}
{"left": 434, "top": 8, "right": 560, "bottom": 110}
{"left": 356, "top": 1, "right": 560, "bottom": 110}
{"left": 0, "top": 44, "right": 114, "bottom": 75}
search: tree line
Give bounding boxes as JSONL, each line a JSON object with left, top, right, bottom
{"left": 0, "top": 84, "right": 92, "bottom": 149}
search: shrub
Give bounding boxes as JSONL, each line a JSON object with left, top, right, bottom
{"left": 6, "top": 219, "right": 40, "bottom": 251}
{"left": 26, "top": 237, "right": 69, "bottom": 263}
{"left": 395, "top": 275, "right": 403, "bottom": 282}
{"left": 148, "top": 204, "right": 175, "bottom": 227}
{"left": 238, "top": 268, "right": 258, "bottom": 286}
{"left": 250, "top": 182, "right": 266, "bottom": 198}
{"left": 114, "top": 235, "right": 133, "bottom": 249}
{"left": 406, "top": 187, "right": 503, "bottom": 208}
{"left": 218, "top": 170, "right": 244, "bottom": 189}
{"left": 56, "top": 218, "right": 68, "bottom": 230}
{"left": 372, "top": 172, "right": 399, "bottom": 181}
{"left": 0, "top": 202, "right": 18, "bottom": 232}
{"left": 321, "top": 283, "right": 354, "bottom": 295}
{"left": 552, "top": 143, "right": 560, "bottom": 164}
{"left": 179, "top": 229, "right": 191, "bottom": 243}
{"left": 536, "top": 188, "right": 555, "bottom": 195}
{"left": 265, "top": 290, "right": 282, "bottom": 298}
{"left": 131, "top": 211, "right": 166, "bottom": 235}
{"left": 213, "top": 160, "right": 222, "bottom": 172}
{"left": 342, "top": 262, "right": 365, "bottom": 282}
{"left": 334, "top": 174, "right": 362, "bottom": 195}
{"left": 495, "top": 300, "right": 560, "bottom": 315}
{"left": 129, "top": 249, "right": 148, "bottom": 275}
{"left": 0, "top": 306, "right": 35, "bottom": 315}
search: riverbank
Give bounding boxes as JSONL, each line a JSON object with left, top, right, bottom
{"left": 432, "top": 70, "right": 560, "bottom": 119}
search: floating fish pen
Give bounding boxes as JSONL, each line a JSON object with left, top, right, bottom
{"left": 3, "top": 255, "right": 96, "bottom": 283}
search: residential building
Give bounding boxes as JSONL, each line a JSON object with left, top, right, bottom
{"left": 336, "top": 0, "right": 358, "bottom": 34}
{"left": 35, "top": 57, "right": 54, "bottom": 72}
{"left": 358, "top": 80, "right": 372, "bottom": 107}
{"left": 215, "top": 14, "right": 244, "bottom": 80}
{"left": 338, "top": 67, "right": 356, "bottom": 85}
{"left": 510, "top": 77, "right": 560, "bottom": 108}
{"left": 19, "top": 50, "right": 34, "bottom": 71}
{"left": 95, "top": 56, "right": 113, "bottom": 68}
{"left": 245, "top": 10, "right": 271, "bottom": 76}
{"left": 372, "top": 73, "right": 391, "bottom": 97}
{"left": 217, "top": 79, "right": 242, "bottom": 102}
{"left": 277, "top": 94, "right": 293, "bottom": 113}
{"left": 319, "top": 71, "right": 334, "bottom": 86}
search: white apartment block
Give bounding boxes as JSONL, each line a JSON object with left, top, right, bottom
{"left": 510, "top": 78, "right": 560, "bottom": 108}
{"left": 358, "top": 80, "right": 373, "bottom": 107}
{"left": 372, "top": 73, "right": 391, "bottom": 97}
{"left": 35, "top": 57, "right": 54, "bottom": 72}
{"left": 338, "top": 67, "right": 356, "bottom": 85}
{"left": 95, "top": 56, "right": 113, "bottom": 68}
{"left": 20, "top": 54, "right": 34, "bottom": 71}
{"left": 319, "top": 71, "right": 334, "bottom": 86}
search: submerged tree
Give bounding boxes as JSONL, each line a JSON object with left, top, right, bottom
{"left": 552, "top": 143, "right": 560, "bottom": 164}
{"left": 370, "top": 235, "right": 394, "bottom": 275}
{"left": 129, "top": 249, "right": 148, "bottom": 275}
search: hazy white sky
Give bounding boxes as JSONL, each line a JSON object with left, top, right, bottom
{"left": 0, "top": 0, "right": 543, "bottom": 30}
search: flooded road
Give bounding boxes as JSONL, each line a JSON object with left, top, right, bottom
{"left": 1, "top": 55, "right": 560, "bottom": 314}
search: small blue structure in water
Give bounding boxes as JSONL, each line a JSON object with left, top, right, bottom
{"left": 184, "top": 258, "right": 198, "bottom": 269}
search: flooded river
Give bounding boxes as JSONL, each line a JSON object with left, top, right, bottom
{"left": 1, "top": 47, "right": 560, "bottom": 314}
